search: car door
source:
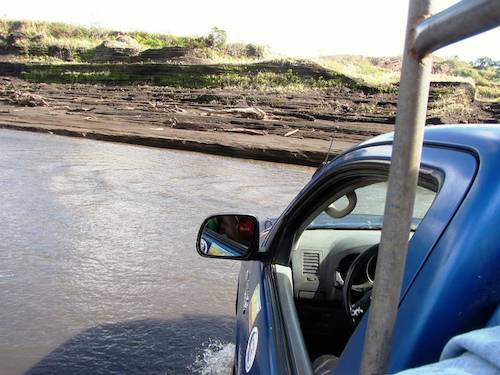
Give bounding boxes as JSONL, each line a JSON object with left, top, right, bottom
{"left": 256, "top": 142, "right": 477, "bottom": 375}
{"left": 207, "top": 140, "right": 477, "bottom": 375}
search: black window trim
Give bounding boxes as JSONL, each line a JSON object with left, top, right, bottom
{"left": 267, "top": 160, "right": 442, "bottom": 266}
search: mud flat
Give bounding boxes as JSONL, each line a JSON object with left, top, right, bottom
{"left": 0, "top": 75, "right": 497, "bottom": 166}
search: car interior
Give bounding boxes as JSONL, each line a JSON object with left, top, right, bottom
{"left": 279, "top": 177, "right": 437, "bottom": 371}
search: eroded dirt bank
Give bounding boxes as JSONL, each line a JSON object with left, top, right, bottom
{"left": 0, "top": 77, "right": 497, "bottom": 166}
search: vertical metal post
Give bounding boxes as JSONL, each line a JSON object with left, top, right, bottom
{"left": 360, "top": 0, "right": 434, "bottom": 374}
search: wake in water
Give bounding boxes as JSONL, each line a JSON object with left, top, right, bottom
{"left": 189, "top": 341, "right": 235, "bottom": 375}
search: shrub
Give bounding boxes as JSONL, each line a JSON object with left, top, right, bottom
{"left": 245, "top": 44, "right": 266, "bottom": 59}
{"left": 224, "top": 42, "right": 247, "bottom": 57}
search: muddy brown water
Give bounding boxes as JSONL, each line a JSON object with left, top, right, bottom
{"left": 0, "top": 129, "right": 313, "bottom": 375}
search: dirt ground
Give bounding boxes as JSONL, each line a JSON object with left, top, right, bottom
{"left": 0, "top": 77, "right": 497, "bottom": 165}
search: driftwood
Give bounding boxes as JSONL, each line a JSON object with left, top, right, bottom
{"left": 220, "top": 127, "right": 268, "bottom": 136}
{"left": 3, "top": 92, "right": 48, "bottom": 107}
{"left": 284, "top": 129, "right": 300, "bottom": 137}
{"left": 203, "top": 107, "right": 266, "bottom": 120}
{"left": 149, "top": 101, "right": 186, "bottom": 113}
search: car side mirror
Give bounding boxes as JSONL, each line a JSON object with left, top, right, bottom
{"left": 196, "top": 214, "right": 259, "bottom": 260}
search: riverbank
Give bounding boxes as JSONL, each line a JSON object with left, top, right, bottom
{"left": 1, "top": 76, "right": 498, "bottom": 166}
{"left": 1, "top": 19, "right": 498, "bottom": 165}
{"left": 0, "top": 107, "right": 334, "bottom": 166}
{"left": 0, "top": 76, "right": 387, "bottom": 166}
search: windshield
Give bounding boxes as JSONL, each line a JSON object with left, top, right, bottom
{"left": 307, "top": 182, "right": 436, "bottom": 230}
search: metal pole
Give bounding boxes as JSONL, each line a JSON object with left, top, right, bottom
{"left": 413, "top": 0, "right": 500, "bottom": 58}
{"left": 360, "top": 0, "right": 434, "bottom": 374}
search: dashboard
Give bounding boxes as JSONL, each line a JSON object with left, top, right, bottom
{"left": 291, "top": 229, "right": 381, "bottom": 302}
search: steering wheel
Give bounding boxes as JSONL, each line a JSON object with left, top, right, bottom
{"left": 342, "top": 244, "right": 379, "bottom": 327}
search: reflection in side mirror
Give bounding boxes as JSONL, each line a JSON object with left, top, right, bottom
{"left": 196, "top": 215, "right": 259, "bottom": 259}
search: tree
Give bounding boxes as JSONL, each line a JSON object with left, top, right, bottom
{"left": 473, "top": 57, "right": 500, "bottom": 69}
{"left": 205, "top": 27, "right": 227, "bottom": 49}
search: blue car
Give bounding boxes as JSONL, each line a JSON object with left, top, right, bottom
{"left": 196, "top": 125, "right": 500, "bottom": 374}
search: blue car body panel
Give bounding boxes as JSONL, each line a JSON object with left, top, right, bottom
{"left": 232, "top": 125, "right": 500, "bottom": 374}
{"left": 234, "top": 261, "right": 279, "bottom": 374}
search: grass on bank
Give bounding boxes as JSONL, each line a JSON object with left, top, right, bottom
{"left": 0, "top": 19, "right": 267, "bottom": 60}
{"left": 315, "top": 56, "right": 400, "bottom": 87}
{"left": 316, "top": 55, "right": 499, "bottom": 101}
{"left": 23, "top": 66, "right": 349, "bottom": 92}
{"left": 1, "top": 19, "right": 498, "bottom": 100}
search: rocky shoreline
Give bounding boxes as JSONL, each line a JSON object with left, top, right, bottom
{"left": 0, "top": 76, "right": 497, "bottom": 166}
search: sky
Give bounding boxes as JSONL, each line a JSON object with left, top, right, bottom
{"left": 2, "top": 0, "right": 499, "bottom": 61}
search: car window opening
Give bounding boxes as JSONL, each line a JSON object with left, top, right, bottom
{"left": 289, "top": 176, "right": 438, "bottom": 367}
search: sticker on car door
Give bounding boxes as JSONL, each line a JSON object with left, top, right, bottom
{"left": 245, "top": 326, "right": 259, "bottom": 373}
{"left": 248, "top": 286, "right": 261, "bottom": 330}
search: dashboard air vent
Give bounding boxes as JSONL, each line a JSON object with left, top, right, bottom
{"left": 302, "top": 252, "right": 320, "bottom": 275}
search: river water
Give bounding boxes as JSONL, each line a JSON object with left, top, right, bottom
{"left": 0, "top": 130, "right": 313, "bottom": 375}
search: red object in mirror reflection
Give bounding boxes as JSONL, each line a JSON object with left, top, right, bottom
{"left": 238, "top": 218, "right": 255, "bottom": 240}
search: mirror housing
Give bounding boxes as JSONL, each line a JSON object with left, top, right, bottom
{"left": 196, "top": 214, "right": 260, "bottom": 260}
{"left": 325, "top": 190, "right": 357, "bottom": 218}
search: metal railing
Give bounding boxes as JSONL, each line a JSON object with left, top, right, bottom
{"left": 360, "top": 1, "right": 500, "bottom": 374}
